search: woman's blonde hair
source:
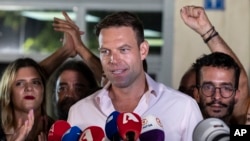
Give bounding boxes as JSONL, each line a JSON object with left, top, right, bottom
{"left": 0, "top": 58, "right": 47, "bottom": 133}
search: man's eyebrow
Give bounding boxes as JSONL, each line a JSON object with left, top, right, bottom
{"left": 74, "top": 83, "right": 85, "bottom": 87}
{"left": 59, "top": 82, "right": 68, "bottom": 86}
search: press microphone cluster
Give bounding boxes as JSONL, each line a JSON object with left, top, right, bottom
{"left": 48, "top": 120, "right": 105, "bottom": 141}
{"left": 48, "top": 113, "right": 165, "bottom": 141}
{"left": 193, "top": 118, "right": 230, "bottom": 141}
{"left": 105, "top": 111, "right": 165, "bottom": 141}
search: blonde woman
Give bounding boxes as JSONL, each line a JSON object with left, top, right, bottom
{"left": 0, "top": 58, "right": 54, "bottom": 141}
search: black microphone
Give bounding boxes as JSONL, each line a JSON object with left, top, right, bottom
{"left": 193, "top": 118, "right": 230, "bottom": 141}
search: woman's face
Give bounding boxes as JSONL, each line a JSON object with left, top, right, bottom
{"left": 11, "top": 67, "right": 44, "bottom": 112}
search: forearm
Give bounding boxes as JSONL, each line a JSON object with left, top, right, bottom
{"left": 39, "top": 46, "right": 71, "bottom": 76}
{"left": 205, "top": 34, "right": 241, "bottom": 66}
{"left": 205, "top": 30, "right": 249, "bottom": 97}
{"left": 77, "top": 43, "right": 103, "bottom": 85}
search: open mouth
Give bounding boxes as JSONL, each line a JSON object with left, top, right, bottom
{"left": 111, "top": 69, "right": 124, "bottom": 74}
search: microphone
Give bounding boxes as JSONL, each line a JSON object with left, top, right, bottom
{"left": 61, "top": 126, "right": 82, "bottom": 141}
{"left": 105, "top": 111, "right": 121, "bottom": 141}
{"left": 48, "top": 120, "right": 71, "bottom": 141}
{"left": 79, "top": 126, "right": 105, "bottom": 141}
{"left": 139, "top": 115, "right": 165, "bottom": 141}
{"left": 193, "top": 118, "right": 230, "bottom": 141}
{"left": 117, "top": 112, "right": 142, "bottom": 141}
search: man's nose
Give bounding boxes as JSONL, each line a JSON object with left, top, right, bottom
{"left": 212, "top": 88, "right": 222, "bottom": 100}
{"left": 109, "top": 53, "right": 119, "bottom": 64}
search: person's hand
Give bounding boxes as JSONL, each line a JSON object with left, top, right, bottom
{"left": 62, "top": 32, "right": 77, "bottom": 57}
{"left": 180, "top": 6, "right": 213, "bottom": 35}
{"left": 53, "top": 11, "right": 85, "bottom": 56}
{"left": 9, "top": 109, "right": 34, "bottom": 141}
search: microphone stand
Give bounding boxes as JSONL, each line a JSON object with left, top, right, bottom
{"left": 112, "top": 133, "right": 121, "bottom": 141}
{"left": 126, "top": 131, "right": 135, "bottom": 141}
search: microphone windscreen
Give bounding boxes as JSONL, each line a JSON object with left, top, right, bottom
{"left": 117, "top": 112, "right": 142, "bottom": 141}
{"left": 139, "top": 115, "right": 164, "bottom": 141}
{"left": 48, "top": 120, "right": 71, "bottom": 141}
{"left": 79, "top": 126, "right": 105, "bottom": 141}
{"left": 61, "top": 126, "right": 82, "bottom": 141}
{"left": 193, "top": 118, "right": 230, "bottom": 141}
{"left": 105, "top": 111, "right": 120, "bottom": 141}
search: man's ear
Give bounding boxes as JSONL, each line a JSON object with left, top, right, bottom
{"left": 193, "top": 87, "right": 200, "bottom": 103}
{"left": 139, "top": 40, "right": 149, "bottom": 60}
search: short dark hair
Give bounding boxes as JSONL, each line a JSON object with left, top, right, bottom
{"left": 193, "top": 52, "right": 240, "bottom": 89}
{"left": 48, "top": 60, "right": 100, "bottom": 119}
{"left": 95, "top": 11, "right": 145, "bottom": 45}
{"left": 54, "top": 60, "right": 98, "bottom": 89}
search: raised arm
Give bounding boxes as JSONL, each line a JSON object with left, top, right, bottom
{"left": 39, "top": 20, "right": 78, "bottom": 76}
{"left": 53, "top": 12, "right": 103, "bottom": 85}
{"left": 180, "top": 5, "right": 249, "bottom": 123}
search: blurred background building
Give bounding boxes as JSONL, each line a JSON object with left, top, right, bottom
{"left": 0, "top": 0, "right": 249, "bottom": 89}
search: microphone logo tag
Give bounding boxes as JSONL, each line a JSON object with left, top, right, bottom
{"left": 156, "top": 118, "right": 163, "bottom": 128}
{"left": 106, "top": 115, "right": 114, "bottom": 123}
{"left": 80, "top": 129, "right": 93, "bottom": 141}
{"left": 123, "top": 113, "right": 139, "bottom": 124}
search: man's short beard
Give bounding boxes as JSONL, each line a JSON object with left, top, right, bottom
{"left": 200, "top": 98, "right": 235, "bottom": 123}
{"left": 57, "top": 98, "right": 78, "bottom": 120}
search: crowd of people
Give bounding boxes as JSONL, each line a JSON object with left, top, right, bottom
{"left": 0, "top": 5, "right": 249, "bottom": 141}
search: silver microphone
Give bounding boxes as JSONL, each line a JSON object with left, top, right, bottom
{"left": 193, "top": 118, "right": 230, "bottom": 141}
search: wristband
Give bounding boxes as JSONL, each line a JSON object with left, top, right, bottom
{"left": 204, "top": 32, "right": 219, "bottom": 43}
{"left": 201, "top": 26, "right": 214, "bottom": 37}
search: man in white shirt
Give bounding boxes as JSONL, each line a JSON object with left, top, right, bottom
{"left": 66, "top": 11, "right": 203, "bottom": 141}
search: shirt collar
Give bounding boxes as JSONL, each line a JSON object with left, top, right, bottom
{"left": 94, "top": 73, "right": 160, "bottom": 115}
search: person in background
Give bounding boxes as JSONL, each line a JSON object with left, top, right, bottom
{"left": 39, "top": 11, "right": 103, "bottom": 119}
{"left": 55, "top": 11, "right": 203, "bottom": 141}
{"left": 44, "top": 11, "right": 103, "bottom": 85}
{"left": 0, "top": 58, "right": 54, "bottom": 141}
{"left": 48, "top": 60, "right": 100, "bottom": 120}
{"left": 180, "top": 5, "right": 249, "bottom": 124}
{"left": 178, "top": 66, "right": 196, "bottom": 98}
{"left": 193, "top": 52, "right": 240, "bottom": 125}
{"left": 38, "top": 11, "right": 102, "bottom": 88}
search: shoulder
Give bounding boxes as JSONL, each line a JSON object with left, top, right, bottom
{"left": 157, "top": 82, "right": 194, "bottom": 100}
{"left": 70, "top": 89, "right": 102, "bottom": 111}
